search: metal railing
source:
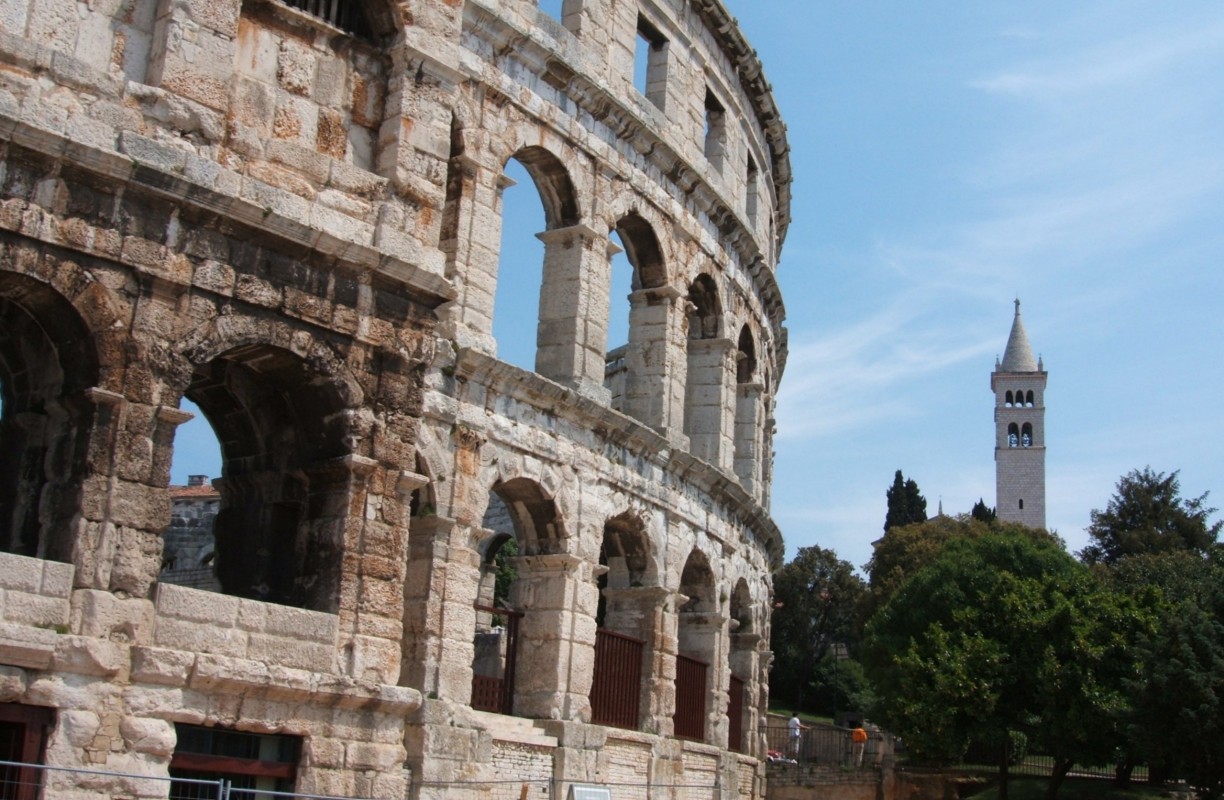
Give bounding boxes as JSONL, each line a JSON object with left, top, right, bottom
{"left": 763, "top": 724, "right": 892, "bottom": 768}
{"left": 590, "top": 628, "right": 644, "bottom": 730}
{"left": 0, "top": 759, "right": 380, "bottom": 800}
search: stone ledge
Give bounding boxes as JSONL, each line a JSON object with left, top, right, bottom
{"left": 0, "top": 113, "right": 455, "bottom": 306}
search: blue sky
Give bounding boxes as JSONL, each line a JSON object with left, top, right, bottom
{"left": 173, "top": 1, "right": 1224, "bottom": 575}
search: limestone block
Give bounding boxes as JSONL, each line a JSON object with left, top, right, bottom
{"left": 3, "top": 590, "right": 70, "bottom": 628}
{"left": 0, "top": 665, "right": 27, "bottom": 700}
{"left": 153, "top": 616, "right": 248, "bottom": 660}
{"left": 25, "top": 0, "right": 76, "bottom": 54}
{"left": 51, "top": 635, "right": 127, "bottom": 677}
{"left": 0, "top": 1, "right": 29, "bottom": 35}
{"left": 56, "top": 708, "right": 102, "bottom": 747}
{"left": 0, "top": 620, "right": 58, "bottom": 669}
{"left": 303, "top": 736, "right": 346, "bottom": 769}
{"left": 276, "top": 37, "right": 315, "bottom": 96}
{"left": 120, "top": 716, "right": 175, "bottom": 756}
{"left": 238, "top": 597, "right": 338, "bottom": 643}
{"left": 71, "top": 589, "right": 156, "bottom": 643}
{"left": 155, "top": 582, "right": 239, "bottom": 625}
{"left": 0, "top": 552, "right": 46, "bottom": 593}
{"left": 130, "top": 646, "right": 194, "bottom": 686}
{"left": 245, "top": 634, "right": 334, "bottom": 673}
{"left": 124, "top": 685, "right": 196, "bottom": 721}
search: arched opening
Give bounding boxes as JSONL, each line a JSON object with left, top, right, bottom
{"left": 1025, "top": 390, "right": 1035, "bottom": 407}
{"left": 1007, "top": 422, "right": 1019, "bottom": 448}
{"left": 727, "top": 578, "right": 754, "bottom": 754}
{"left": 0, "top": 274, "right": 97, "bottom": 561}
{"left": 684, "top": 275, "right": 727, "bottom": 465}
{"left": 674, "top": 549, "right": 717, "bottom": 742}
{"left": 1021, "top": 422, "right": 1033, "bottom": 447}
{"left": 178, "top": 344, "right": 354, "bottom": 610}
{"left": 161, "top": 399, "right": 224, "bottom": 592}
{"left": 734, "top": 326, "right": 761, "bottom": 490}
{"left": 1004, "top": 390, "right": 1013, "bottom": 407}
{"left": 606, "top": 213, "right": 668, "bottom": 423}
{"left": 493, "top": 149, "right": 582, "bottom": 378}
{"left": 472, "top": 478, "right": 568, "bottom": 718}
{"left": 590, "top": 512, "right": 655, "bottom": 730}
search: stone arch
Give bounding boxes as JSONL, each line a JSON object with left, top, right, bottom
{"left": 509, "top": 146, "right": 582, "bottom": 231}
{"left": 175, "top": 341, "right": 361, "bottom": 610}
{"left": 674, "top": 547, "right": 719, "bottom": 742}
{"left": 736, "top": 325, "right": 757, "bottom": 384}
{"left": 0, "top": 271, "right": 100, "bottom": 561}
{"left": 687, "top": 273, "right": 723, "bottom": 341}
{"left": 1008, "top": 421, "right": 1020, "bottom": 448}
{"left": 733, "top": 324, "right": 762, "bottom": 491}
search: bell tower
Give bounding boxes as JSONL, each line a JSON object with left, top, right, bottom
{"left": 992, "top": 300, "right": 1047, "bottom": 529}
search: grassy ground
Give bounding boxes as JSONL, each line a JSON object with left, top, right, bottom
{"left": 966, "top": 776, "right": 1183, "bottom": 800}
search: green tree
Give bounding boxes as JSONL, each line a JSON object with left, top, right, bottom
{"left": 884, "top": 469, "right": 927, "bottom": 533}
{"left": 864, "top": 532, "right": 1134, "bottom": 800}
{"left": 1080, "top": 467, "right": 1221, "bottom": 566}
{"left": 971, "top": 498, "right": 997, "bottom": 523}
{"left": 770, "top": 545, "right": 867, "bottom": 714}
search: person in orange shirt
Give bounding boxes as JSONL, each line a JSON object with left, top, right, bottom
{"left": 850, "top": 723, "right": 868, "bottom": 766}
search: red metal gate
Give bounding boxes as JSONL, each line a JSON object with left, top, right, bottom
{"left": 673, "top": 654, "right": 707, "bottom": 741}
{"left": 471, "top": 605, "right": 521, "bottom": 715}
{"left": 591, "top": 628, "right": 644, "bottom": 729}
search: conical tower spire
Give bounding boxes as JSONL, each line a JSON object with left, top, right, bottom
{"left": 1000, "top": 299, "right": 1038, "bottom": 372}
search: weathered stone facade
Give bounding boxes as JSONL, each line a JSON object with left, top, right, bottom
{"left": 0, "top": 0, "right": 789, "bottom": 798}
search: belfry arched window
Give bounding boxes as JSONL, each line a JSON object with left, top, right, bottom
{"left": 1005, "top": 391, "right": 1014, "bottom": 407}
{"left": 1025, "top": 390, "right": 1034, "bottom": 407}
{"left": 1007, "top": 423, "right": 1019, "bottom": 448}
{"left": 1021, "top": 422, "right": 1033, "bottom": 447}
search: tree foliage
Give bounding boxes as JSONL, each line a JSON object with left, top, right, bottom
{"left": 971, "top": 498, "right": 997, "bottom": 523}
{"left": 770, "top": 545, "right": 867, "bottom": 714}
{"left": 1080, "top": 467, "right": 1221, "bottom": 566}
{"left": 884, "top": 469, "right": 927, "bottom": 533}
{"left": 863, "top": 532, "right": 1139, "bottom": 799}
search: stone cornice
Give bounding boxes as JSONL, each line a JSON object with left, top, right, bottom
{"left": 449, "top": 347, "right": 784, "bottom": 569}
{"left": 0, "top": 116, "right": 456, "bottom": 308}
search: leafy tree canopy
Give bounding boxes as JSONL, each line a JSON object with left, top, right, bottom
{"left": 1080, "top": 467, "right": 1221, "bottom": 566}
{"left": 770, "top": 545, "right": 867, "bottom": 713}
{"left": 864, "top": 532, "right": 1141, "bottom": 798}
{"left": 971, "top": 498, "right": 997, "bottom": 523}
{"left": 884, "top": 469, "right": 927, "bottom": 533}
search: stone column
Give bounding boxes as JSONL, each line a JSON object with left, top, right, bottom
{"left": 535, "top": 224, "right": 612, "bottom": 403}
{"left": 622, "top": 286, "right": 687, "bottom": 436}
{"left": 729, "top": 629, "right": 762, "bottom": 756}
{"left": 400, "top": 515, "right": 482, "bottom": 702}
{"left": 508, "top": 552, "right": 599, "bottom": 720}
{"left": 733, "top": 382, "right": 763, "bottom": 497}
{"left": 436, "top": 159, "right": 512, "bottom": 355}
{"left": 685, "top": 338, "right": 736, "bottom": 471}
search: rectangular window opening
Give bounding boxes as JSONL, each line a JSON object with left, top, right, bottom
{"left": 0, "top": 704, "right": 53, "bottom": 800}
{"left": 170, "top": 724, "right": 301, "bottom": 800}
{"left": 746, "top": 155, "right": 759, "bottom": 224}
{"left": 704, "top": 89, "right": 726, "bottom": 171}
{"left": 635, "top": 16, "right": 668, "bottom": 109}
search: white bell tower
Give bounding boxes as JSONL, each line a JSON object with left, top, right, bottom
{"left": 992, "top": 300, "right": 1047, "bottom": 529}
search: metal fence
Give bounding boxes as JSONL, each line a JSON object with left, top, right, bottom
{"left": 0, "top": 759, "right": 381, "bottom": 800}
{"left": 763, "top": 724, "right": 893, "bottom": 768}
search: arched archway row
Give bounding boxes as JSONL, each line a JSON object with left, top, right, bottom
{"left": 438, "top": 101, "right": 782, "bottom": 501}
{"left": 400, "top": 421, "right": 774, "bottom": 752}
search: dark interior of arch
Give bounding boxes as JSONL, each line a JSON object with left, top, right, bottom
{"left": 736, "top": 326, "right": 756, "bottom": 383}
{"left": 687, "top": 275, "right": 721, "bottom": 340}
{"left": 262, "top": 0, "right": 396, "bottom": 43}
{"left": 0, "top": 275, "right": 97, "bottom": 559}
{"left": 183, "top": 344, "right": 351, "bottom": 609}
{"left": 513, "top": 147, "right": 581, "bottom": 230}
{"left": 679, "top": 551, "right": 715, "bottom": 612}
{"left": 492, "top": 477, "right": 564, "bottom": 556}
{"left": 615, "top": 214, "right": 666, "bottom": 291}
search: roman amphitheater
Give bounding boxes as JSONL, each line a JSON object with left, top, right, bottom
{"left": 0, "top": 0, "right": 790, "bottom": 798}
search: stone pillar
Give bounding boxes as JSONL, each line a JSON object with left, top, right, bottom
{"left": 733, "top": 382, "right": 763, "bottom": 496}
{"left": 535, "top": 224, "right": 612, "bottom": 403}
{"left": 509, "top": 552, "right": 599, "bottom": 720}
{"left": 436, "top": 159, "right": 512, "bottom": 355}
{"left": 685, "top": 338, "right": 736, "bottom": 471}
{"left": 602, "top": 585, "right": 670, "bottom": 734}
{"left": 147, "top": 0, "right": 239, "bottom": 112}
{"left": 677, "top": 608, "right": 728, "bottom": 747}
{"left": 622, "top": 286, "right": 687, "bottom": 437}
{"left": 400, "top": 515, "right": 482, "bottom": 702}
{"left": 729, "top": 630, "right": 762, "bottom": 756}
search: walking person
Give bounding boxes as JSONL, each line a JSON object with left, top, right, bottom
{"left": 788, "top": 712, "right": 809, "bottom": 759}
{"left": 850, "top": 722, "right": 868, "bottom": 766}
